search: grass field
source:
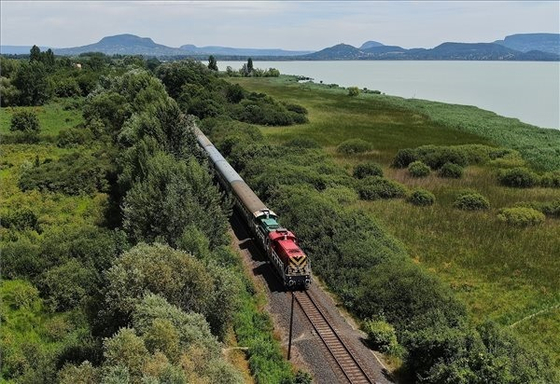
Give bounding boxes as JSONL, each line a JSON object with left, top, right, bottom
{"left": 0, "top": 99, "right": 84, "bottom": 137}
{"left": 228, "top": 76, "right": 560, "bottom": 367}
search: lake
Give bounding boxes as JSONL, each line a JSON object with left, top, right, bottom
{"left": 222, "top": 61, "right": 560, "bottom": 129}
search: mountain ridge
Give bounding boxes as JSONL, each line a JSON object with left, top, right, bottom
{"left": 1, "top": 33, "right": 558, "bottom": 60}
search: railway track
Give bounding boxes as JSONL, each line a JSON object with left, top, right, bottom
{"left": 293, "top": 290, "right": 376, "bottom": 384}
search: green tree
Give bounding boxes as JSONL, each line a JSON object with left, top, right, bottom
{"left": 58, "top": 361, "right": 99, "bottom": 384}
{"left": 247, "top": 57, "right": 253, "bottom": 73}
{"left": 122, "top": 153, "right": 227, "bottom": 248}
{"left": 104, "top": 243, "right": 214, "bottom": 321}
{"left": 29, "top": 45, "right": 41, "bottom": 62}
{"left": 42, "top": 49, "right": 55, "bottom": 67}
{"left": 103, "top": 328, "right": 149, "bottom": 382}
{"left": 12, "top": 61, "right": 50, "bottom": 105}
{"left": 38, "top": 259, "right": 95, "bottom": 311}
{"left": 0, "top": 77, "right": 20, "bottom": 106}
{"left": 207, "top": 55, "right": 218, "bottom": 71}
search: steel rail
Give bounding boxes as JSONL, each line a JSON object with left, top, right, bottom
{"left": 294, "top": 290, "right": 375, "bottom": 384}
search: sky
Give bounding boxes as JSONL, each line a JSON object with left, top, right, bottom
{"left": 1, "top": 1, "right": 559, "bottom": 50}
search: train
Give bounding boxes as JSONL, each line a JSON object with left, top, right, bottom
{"left": 194, "top": 126, "right": 311, "bottom": 289}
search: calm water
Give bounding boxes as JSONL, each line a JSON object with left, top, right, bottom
{"left": 223, "top": 61, "right": 560, "bottom": 129}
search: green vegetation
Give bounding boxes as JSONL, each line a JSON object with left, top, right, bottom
{"left": 407, "top": 161, "right": 431, "bottom": 178}
{"left": 1, "top": 52, "right": 303, "bottom": 383}
{"left": 336, "top": 138, "right": 373, "bottom": 155}
{"left": 347, "top": 86, "right": 360, "bottom": 97}
{"left": 353, "top": 161, "right": 384, "bottom": 179}
{"left": 219, "top": 75, "right": 560, "bottom": 379}
{"left": 357, "top": 176, "right": 408, "bottom": 200}
{"left": 438, "top": 162, "right": 464, "bottom": 178}
{"left": 498, "top": 167, "right": 540, "bottom": 188}
{"left": 10, "top": 109, "right": 40, "bottom": 133}
{"left": 362, "top": 319, "right": 398, "bottom": 354}
{"left": 453, "top": 192, "right": 491, "bottom": 211}
{"left": 407, "top": 189, "right": 436, "bottom": 206}
{"left": 3, "top": 50, "right": 559, "bottom": 383}
{"left": 498, "top": 207, "right": 546, "bottom": 227}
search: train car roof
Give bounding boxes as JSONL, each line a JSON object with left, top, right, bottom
{"left": 231, "top": 180, "right": 270, "bottom": 216}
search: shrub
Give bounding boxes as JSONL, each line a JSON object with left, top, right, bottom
{"left": 453, "top": 192, "right": 490, "bottom": 211}
{"left": 18, "top": 152, "right": 112, "bottom": 195}
{"left": 418, "top": 146, "right": 468, "bottom": 169}
{"left": 363, "top": 319, "right": 398, "bottom": 353}
{"left": 498, "top": 207, "right": 545, "bottom": 227}
{"left": 498, "top": 167, "right": 539, "bottom": 188}
{"left": 10, "top": 110, "right": 41, "bottom": 133}
{"left": 392, "top": 148, "right": 418, "bottom": 168}
{"left": 283, "top": 103, "right": 308, "bottom": 115}
{"left": 57, "top": 128, "right": 94, "bottom": 148}
{"left": 8, "top": 281, "right": 41, "bottom": 310}
{"left": 407, "top": 161, "right": 431, "bottom": 178}
{"left": 336, "top": 139, "right": 373, "bottom": 155}
{"left": 348, "top": 86, "right": 360, "bottom": 97}
{"left": 515, "top": 200, "right": 560, "bottom": 218}
{"left": 38, "top": 259, "right": 95, "bottom": 311}
{"left": 357, "top": 176, "right": 407, "bottom": 200}
{"left": 353, "top": 162, "right": 383, "bottom": 179}
{"left": 438, "top": 162, "right": 464, "bottom": 179}
{"left": 283, "top": 137, "right": 320, "bottom": 149}
{"left": 0, "top": 208, "right": 39, "bottom": 231}
{"left": 408, "top": 189, "right": 435, "bottom": 206}
{"left": 540, "top": 171, "right": 560, "bottom": 188}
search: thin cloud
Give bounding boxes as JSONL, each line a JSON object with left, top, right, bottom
{"left": 1, "top": 1, "right": 558, "bottom": 49}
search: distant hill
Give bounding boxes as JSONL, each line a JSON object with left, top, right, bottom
{"left": 360, "top": 41, "right": 384, "bottom": 50}
{"left": 54, "top": 34, "right": 187, "bottom": 56}
{"left": 179, "top": 45, "right": 311, "bottom": 57}
{"left": 2, "top": 33, "right": 558, "bottom": 60}
{"left": 362, "top": 45, "right": 407, "bottom": 55}
{"left": 495, "top": 33, "right": 560, "bottom": 55}
{"left": 301, "top": 44, "right": 369, "bottom": 60}
{"left": 300, "top": 41, "right": 559, "bottom": 61}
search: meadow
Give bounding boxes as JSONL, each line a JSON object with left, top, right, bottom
{"left": 0, "top": 99, "right": 84, "bottom": 137}
{"left": 228, "top": 76, "right": 560, "bottom": 367}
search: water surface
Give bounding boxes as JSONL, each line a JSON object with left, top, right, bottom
{"left": 223, "top": 60, "right": 560, "bottom": 129}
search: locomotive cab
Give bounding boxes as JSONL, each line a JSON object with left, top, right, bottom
{"left": 269, "top": 229, "right": 311, "bottom": 288}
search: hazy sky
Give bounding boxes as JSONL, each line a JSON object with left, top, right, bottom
{"left": 2, "top": 1, "right": 559, "bottom": 50}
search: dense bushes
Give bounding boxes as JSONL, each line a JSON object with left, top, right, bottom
{"left": 0, "top": 208, "right": 39, "bottom": 231}
{"left": 10, "top": 109, "right": 41, "bottom": 133}
{"left": 393, "top": 144, "right": 513, "bottom": 169}
{"left": 498, "top": 207, "right": 545, "bottom": 226}
{"left": 356, "top": 176, "right": 407, "bottom": 200}
{"left": 453, "top": 192, "right": 490, "bottom": 211}
{"left": 540, "top": 171, "right": 560, "bottom": 188}
{"left": 363, "top": 319, "right": 398, "bottom": 353}
{"left": 57, "top": 127, "right": 94, "bottom": 148}
{"left": 336, "top": 138, "right": 373, "bottom": 155}
{"left": 499, "top": 169, "right": 560, "bottom": 189}
{"left": 514, "top": 200, "right": 560, "bottom": 218}
{"left": 498, "top": 167, "right": 540, "bottom": 188}
{"left": 18, "top": 151, "right": 113, "bottom": 195}
{"left": 438, "top": 162, "right": 464, "bottom": 178}
{"left": 353, "top": 162, "right": 383, "bottom": 179}
{"left": 407, "top": 161, "right": 431, "bottom": 177}
{"left": 407, "top": 189, "right": 436, "bottom": 206}
{"left": 156, "top": 61, "right": 307, "bottom": 126}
